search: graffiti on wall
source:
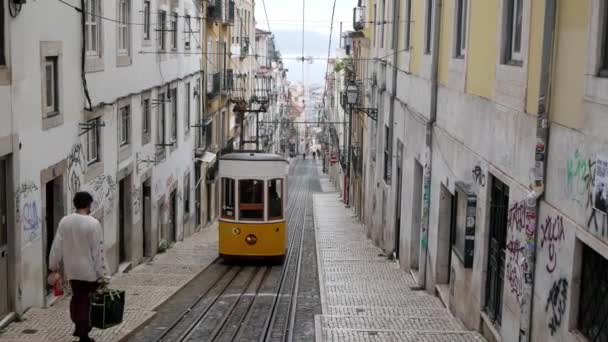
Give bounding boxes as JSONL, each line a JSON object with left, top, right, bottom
{"left": 507, "top": 201, "right": 527, "bottom": 233}
{"left": 471, "top": 165, "right": 486, "bottom": 187}
{"left": 421, "top": 163, "right": 431, "bottom": 249}
{"left": 132, "top": 185, "right": 142, "bottom": 224}
{"left": 83, "top": 175, "right": 116, "bottom": 214}
{"left": 545, "top": 278, "right": 568, "bottom": 335}
{"left": 15, "top": 181, "right": 41, "bottom": 243}
{"left": 540, "top": 215, "right": 565, "bottom": 273}
{"left": 67, "top": 143, "right": 85, "bottom": 194}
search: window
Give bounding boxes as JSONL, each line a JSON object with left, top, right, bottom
{"left": 118, "top": 0, "right": 130, "bottom": 55}
{"left": 383, "top": 125, "right": 391, "bottom": 183}
{"left": 577, "top": 244, "right": 608, "bottom": 340}
{"left": 44, "top": 57, "right": 59, "bottom": 116}
{"left": 600, "top": 3, "right": 608, "bottom": 76}
{"left": 185, "top": 82, "right": 191, "bottom": 134}
{"left": 425, "top": 0, "right": 433, "bottom": 54}
{"left": 221, "top": 178, "right": 235, "bottom": 219}
{"left": 268, "top": 179, "right": 283, "bottom": 220}
{"left": 119, "top": 105, "right": 130, "bottom": 146}
{"left": 452, "top": 192, "right": 466, "bottom": 258}
{"left": 0, "top": 0, "right": 4, "bottom": 66}
{"left": 183, "top": 175, "right": 191, "bottom": 217}
{"left": 455, "top": 0, "right": 468, "bottom": 58}
{"left": 171, "top": 12, "right": 178, "bottom": 50}
{"left": 184, "top": 15, "right": 191, "bottom": 49}
{"left": 380, "top": 0, "right": 385, "bottom": 48}
{"left": 404, "top": 0, "right": 412, "bottom": 51}
{"left": 170, "top": 88, "right": 177, "bottom": 142}
{"left": 142, "top": 97, "right": 150, "bottom": 134}
{"left": 157, "top": 92, "right": 166, "bottom": 143}
{"left": 239, "top": 179, "right": 264, "bottom": 220}
{"left": 85, "top": 0, "right": 101, "bottom": 56}
{"left": 158, "top": 11, "right": 167, "bottom": 50}
{"left": 504, "top": 0, "right": 523, "bottom": 64}
{"left": 86, "top": 118, "right": 100, "bottom": 164}
{"left": 143, "top": 1, "right": 151, "bottom": 40}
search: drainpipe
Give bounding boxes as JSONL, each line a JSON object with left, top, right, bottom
{"left": 519, "top": 1, "right": 556, "bottom": 341}
{"left": 418, "top": 0, "right": 442, "bottom": 289}
{"left": 388, "top": 0, "right": 400, "bottom": 252}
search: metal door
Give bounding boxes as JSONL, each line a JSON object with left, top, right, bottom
{"left": 394, "top": 141, "right": 403, "bottom": 259}
{"left": 485, "top": 177, "right": 509, "bottom": 325}
{"left": 0, "top": 159, "right": 8, "bottom": 316}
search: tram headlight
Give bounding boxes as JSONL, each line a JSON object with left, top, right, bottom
{"left": 245, "top": 234, "right": 257, "bottom": 245}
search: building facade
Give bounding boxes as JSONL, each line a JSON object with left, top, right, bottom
{"left": 338, "top": 0, "right": 608, "bottom": 341}
{"left": 0, "top": 0, "right": 204, "bottom": 317}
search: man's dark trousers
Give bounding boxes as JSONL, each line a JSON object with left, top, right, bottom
{"left": 70, "top": 280, "right": 99, "bottom": 340}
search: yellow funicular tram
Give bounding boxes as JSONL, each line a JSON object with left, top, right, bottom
{"left": 218, "top": 152, "right": 289, "bottom": 263}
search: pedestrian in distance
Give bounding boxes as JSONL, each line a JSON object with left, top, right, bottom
{"left": 303, "top": 153, "right": 306, "bottom": 160}
{"left": 49, "top": 191, "right": 110, "bottom": 342}
{"left": 312, "top": 151, "right": 316, "bottom": 160}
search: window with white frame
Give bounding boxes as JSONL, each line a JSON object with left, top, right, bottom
{"left": 185, "top": 82, "right": 191, "bottom": 133}
{"left": 85, "top": 0, "right": 101, "bottom": 56}
{"left": 157, "top": 92, "right": 166, "bottom": 143}
{"left": 425, "top": 0, "right": 433, "bottom": 54}
{"left": 171, "top": 12, "right": 178, "bottom": 50}
{"left": 119, "top": 105, "right": 130, "bottom": 146}
{"left": 504, "top": 0, "right": 523, "bottom": 64}
{"left": 185, "top": 15, "right": 191, "bottom": 50}
{"left": 142, "top": 97, "right": 150, "bottom": 134}
{"left": 158, "top": 11, "right": 167, "bottom": 50}
{"left": 86, "top": 118, "right": 100, "bottom": 164}
{"left": 44, "top": 56, "right": 59, "bottom": 116}
{"left": 404, "top": 0, "right": 412, "bottom": 51}
{"left": 455, "top": 0, "right": 468, "bottom": 58}
{"left": 170, "top": 88, "right": 177, "bottom": 142}
{"left": 143, "top": 1, "right": 151, "bottom": 40}
{"left": 118, "top": 0, "right": 130, "bottom": 55}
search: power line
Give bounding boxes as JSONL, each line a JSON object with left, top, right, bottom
{"left": 261, "top": 0, "right": 272, "bottom": 32}
{"left": 321, "top": 0, "right": 337, "bottom": 122}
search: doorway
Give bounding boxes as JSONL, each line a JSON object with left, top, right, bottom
{"left": 394, "top": 141, "right": 404, "bottom": 260}
{"left": 195, "top": 166, "right": 202, "bottom": 228}
{"left": 170, "top": 190, "right": 177, "bottom": 243}
{"left": 142, "top": 182, "right": 151, "bottom": 258}
{"left": 118, "top": 179, "right": 128, "bottom": 263}
{"left": 485, "top": 176, "right": 509, "bottom": 326}
{"left": 410, "top": 160, "right": 423, "bottom": 270}
{"left": 0, "top": 158, "right": 9, "bottom": 316}
{"left": 206, "top": 181, "right": 212, "bottom": 224}
{"left": 436, "top": 185, "right": 455, "bottom": 285}
{"left": 45, "top": 177, "right": 64, "bottom": 295}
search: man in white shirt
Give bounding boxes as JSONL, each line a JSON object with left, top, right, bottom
{"left": 49, "top": 191, "right": 109, "bottom": 342}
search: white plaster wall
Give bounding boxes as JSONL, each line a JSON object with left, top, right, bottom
{"left": 8, "top": 0, "right": 200, "bottom": 310}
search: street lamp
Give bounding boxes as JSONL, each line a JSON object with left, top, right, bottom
{"left": 345, "top": 82, "right": 358, "bottom": 207}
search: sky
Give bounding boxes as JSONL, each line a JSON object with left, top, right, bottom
{"left": 254, "top": 0, "right": 355, "bottom": 85}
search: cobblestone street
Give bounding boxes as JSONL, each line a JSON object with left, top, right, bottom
{"left": 313, "top": 175, "right": 486, "bottom": 342}
{"left": 0, "top": 226, "right": 218, "bottom": 342}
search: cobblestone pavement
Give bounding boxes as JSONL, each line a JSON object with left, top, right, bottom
{"left": 313, "top": 180, "right": 486, "bottom": 342}
{"left": 0, "top": 225, "right": 218, "bottom": 342}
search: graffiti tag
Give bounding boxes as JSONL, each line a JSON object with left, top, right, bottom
{"left": 545, "top": 278, "right": 568, "bottom": 336}
{"left": 540, "top": 215, "right": 565, "bottom": 273}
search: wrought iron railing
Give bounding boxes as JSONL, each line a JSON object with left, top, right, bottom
{"left": 228, "top": 0, "right": 235, "bottom": 23}
{"left": 208, "top": 0, "right": 223, "bottom": 22}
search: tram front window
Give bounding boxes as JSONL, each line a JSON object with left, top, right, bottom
{"left": 268, "top": 179, "right": 283, "bottom": 220}
{"left": 221, "top": 178, "right": 235, "bottom": 219}
{"left": 239, "top": 179, "right": 264, "bottom": 220}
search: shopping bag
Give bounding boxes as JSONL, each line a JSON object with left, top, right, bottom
{"left": 90, "top": 288, "right": 125, "bottom": 329}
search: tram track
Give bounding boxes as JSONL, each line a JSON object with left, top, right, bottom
{"left": 130, "top": 159, "right": 315, "bottom": 342}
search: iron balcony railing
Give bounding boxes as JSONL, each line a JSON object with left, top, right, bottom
{"left": 228, "top": 0, "right": 235, "bottom": 23}
{"left": 208, "top": 0, "right": 223, "bottom": 22}
{"left": 207, "top": 73, "right": 221, "bottom": 99}
{"left": 353, "top": 6, "right": 365, "bottom": 31}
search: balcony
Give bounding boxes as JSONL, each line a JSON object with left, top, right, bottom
{"left": 353, "top": 6, "right": 365, "bottom": 31}
{"left": 228, "top": 0, "right": 235, "bottom": 24}
{"left": 208, "top": 0, "right": 223, "bottom": 22}
{"left": 224, "top": 69, "right": 234, "bottom": 92}
{"left": 240, "top": 38, "right": 250, "bottom": 58}
{"left": 207, "top": 73, "right": 221, "bottom": 99}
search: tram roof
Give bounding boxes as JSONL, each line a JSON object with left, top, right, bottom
{"left": 220, "top": 152, "right": 288, "bottom": 163}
